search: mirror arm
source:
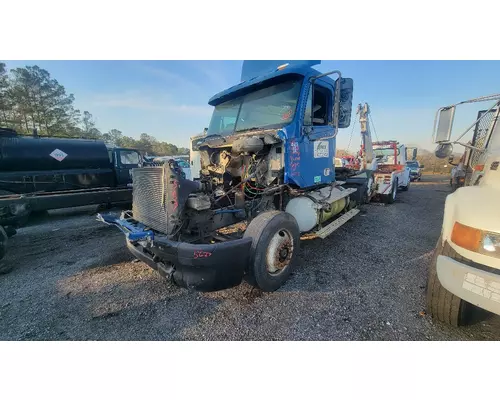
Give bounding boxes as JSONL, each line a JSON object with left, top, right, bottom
{"left": 454, "top": 141, "right": 485, "bottom": 152}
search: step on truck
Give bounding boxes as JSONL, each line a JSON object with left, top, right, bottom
{"left": 99, "top": 60, "right": 369, "bottom": 292}
{"left": 372, "top": 140, "right": 411, "bottom": 204}
{"left": 427, "top": 94, "right": 500, "bottom": 326}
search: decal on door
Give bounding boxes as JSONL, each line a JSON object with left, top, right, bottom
{"left": 50, "top": 149, "right": 68, "bottom": 162}
{"left": 288, "top": 139, "right": 301, "bottom": 177}
{"left": 313, "top": 141, "right": 329, "bottom": 158}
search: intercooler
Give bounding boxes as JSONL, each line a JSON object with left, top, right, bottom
{"left": 132, "top": 164, "right": 201, "bottom": 235}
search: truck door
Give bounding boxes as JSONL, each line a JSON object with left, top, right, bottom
{"left": 115, "top": 149, "right": 141, "bottom": 186}
{"left": 290, "top": 81, "right": 336, "bottom": 187}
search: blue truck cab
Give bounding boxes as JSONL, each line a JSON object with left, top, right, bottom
{"left": 99, "top": 61, "right": 361, "bottom": 292}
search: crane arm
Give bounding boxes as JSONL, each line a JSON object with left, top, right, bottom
{"left": 357, "top": 103, "right": 376, "bottom": 170}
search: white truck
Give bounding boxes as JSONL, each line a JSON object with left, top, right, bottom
{"left": 427, "top": 94, "right": 500, "bottom": 326}
{"left": 372, "top": 140, "right": 411, "bottom": 204}
{"left": 335, "top": 104, "right": 411, "bottom": 205}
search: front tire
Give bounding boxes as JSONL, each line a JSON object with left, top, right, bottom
{"left": 0, "top": 226, "right": 13, "bottom": 275}
{"left": 401, "top": 178, "right": 410, "bottom": 191}
{"left": 383, "top": 179, "right": 397, "bottom": 204}
{"left": 426, "top": 236, "right": 476, "bottom": 326}
{"left": 244, "top": 211, "right": 300, "bottom": 292}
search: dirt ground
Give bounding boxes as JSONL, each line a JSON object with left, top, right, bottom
{"left": 1, "top": 175, "right": 499, "bottom": 340}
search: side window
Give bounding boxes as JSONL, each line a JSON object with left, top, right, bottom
{"left": 107, "top": 149, "right": 113, "bottom": 163}
{"left": 303, "top": 85, "right": 330, "bottom": 127}
{"left": 120, "top": 150, "right": 140, "bottom": 166}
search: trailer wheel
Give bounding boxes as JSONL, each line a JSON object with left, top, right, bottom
{"left": 426, "top": 236, "right": 476, "bottom": 326}
{"left": 0, "top": 226, "right": 13, "bottom": 275}
{"left": 383, "top": 179, "right": 397, "bottom": 204}
{"left": 243, "top": 210, "right": 300, "bottom": 292}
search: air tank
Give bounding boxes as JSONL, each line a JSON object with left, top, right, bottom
{"left": 0, "top": 135, "right": 112, "bottom": 172}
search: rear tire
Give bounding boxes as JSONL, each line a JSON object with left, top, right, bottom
{"left": 244, "top": 211, "right": 300, "bottom": 292}
{"left": 426, "top": 236, "right": 476, "bottom": 326}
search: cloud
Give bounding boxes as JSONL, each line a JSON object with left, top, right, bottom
{"left": 138, "top": 64, "right": 204, "bottom": 92}
{"left": 195, "top": 61, "right": 232, "bottom": 91}
{"left": 91, "top": 90, "right": 212, "bottom": 116}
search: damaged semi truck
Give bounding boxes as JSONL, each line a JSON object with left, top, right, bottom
{"left": 99, "top": 60, "right": 366, "bottom": 292}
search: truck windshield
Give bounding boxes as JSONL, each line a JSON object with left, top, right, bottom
{"left": 406, "top": 161, "right": 419, "bottom": 168}
{"left": 374, "top": 148, "right": 398, "bottom": 157}
{"left": 207, "top": 78, "right": 302, "bottom": 136}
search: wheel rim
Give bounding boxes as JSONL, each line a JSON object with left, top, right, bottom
{"left": 266, "top": 228, "right": 294, "bottom": 275}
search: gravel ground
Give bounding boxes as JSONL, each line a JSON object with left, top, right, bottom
{"left": 1, "top": 175, "right": 499, "bottom": 340}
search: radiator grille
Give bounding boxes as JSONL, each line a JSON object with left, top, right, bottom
{"left": 132, "top": 167, "right": 173, "bottom": 234}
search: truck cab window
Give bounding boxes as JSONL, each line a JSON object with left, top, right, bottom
{"left": 304, "top": 85, "right": 330, "bottom": 126}
{"left": 120, "top": 151, "right": 140, "bottom": 165}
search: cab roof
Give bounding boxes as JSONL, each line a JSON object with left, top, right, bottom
{"left": 208, "top": 61, "right": 336, "bottom": 107}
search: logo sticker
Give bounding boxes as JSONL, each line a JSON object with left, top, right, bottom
{"left": 50, "top": 149, "right": 68, "bottom": 162}
{"left": 324, "top": 168, "right": 331, "bottom": 176}
{"left": 314, "top": 175, "right": 321, "bottom": 183}
{"left": 313, "top": 141, "right": 329, "bottom": 158}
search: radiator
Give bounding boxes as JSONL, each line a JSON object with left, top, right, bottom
{"left": 131, "top": 164, "right": 201, "bottom": 235}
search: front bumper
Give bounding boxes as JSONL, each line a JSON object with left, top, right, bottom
{"left": 99, "top": 213, "right": 252, "bottom": 292}
{"left": 437, "top": 254, "right": 500, "bottom": 316}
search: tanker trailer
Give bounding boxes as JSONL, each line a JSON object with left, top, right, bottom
{"left": 0, "top": 127, "right": 142, "bottom": 268}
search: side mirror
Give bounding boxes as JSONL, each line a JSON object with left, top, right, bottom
{"left": 435, "top": 143, "right": 453, "bottom": 159}
{"left": 435, "top": 106, "right": 455, "bottom": 142}
{"left": 420, "top": 165, "right": 425, "bottom": 169}
{"left": 337, "top": 78, "right": 353, "bottom": 128}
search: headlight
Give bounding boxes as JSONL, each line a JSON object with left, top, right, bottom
{"left": 483, "top": 232, "right": 500, "bottom": 253}
{"left": 451, "top": 222, "right": 500, "bottom": 258}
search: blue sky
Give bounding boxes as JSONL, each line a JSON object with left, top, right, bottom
{"left": 3, "top": 60, "right": 500, "bottom": 151}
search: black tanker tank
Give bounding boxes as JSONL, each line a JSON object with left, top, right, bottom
{"left": 0, "top": 129, "right": 116, "bottom": 194}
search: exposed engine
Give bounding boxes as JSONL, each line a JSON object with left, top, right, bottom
{"left": 131, "top": 134, "right": 286, "bottom": 241}
{"left": 194, "top": 135, "right": 284, "bottom": 208}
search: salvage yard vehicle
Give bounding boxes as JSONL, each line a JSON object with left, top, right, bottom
{"left": 372, "top": 140, "right": 411, "bottom": 203}
{"left": 332, "top": 104, "right": 411, "bottom": 205}
{"left": 0, "top": 127, "right": 141, "bottom": 267}
{"left": 427, "top": 94, "right": 500, "bottom": 326}
{"left": 406, "top": 160, "right": 423, "bottom": 181}
{"left": 99, "top": 60, "right": 369, "bottom": 292}
{"left": 0, "top": 128, "right": 141, "bottom": 221}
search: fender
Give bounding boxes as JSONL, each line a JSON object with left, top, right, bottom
{"left": 441, "top": 185, "right": 500, "bottom": 270}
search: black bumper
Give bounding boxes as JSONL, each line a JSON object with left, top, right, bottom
{"left": 126, "top": 236, "right": 253, "bottom": 292}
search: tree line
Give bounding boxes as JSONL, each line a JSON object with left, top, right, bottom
{"left": 0, "top": 62, "right": 189, "bottom": 155}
